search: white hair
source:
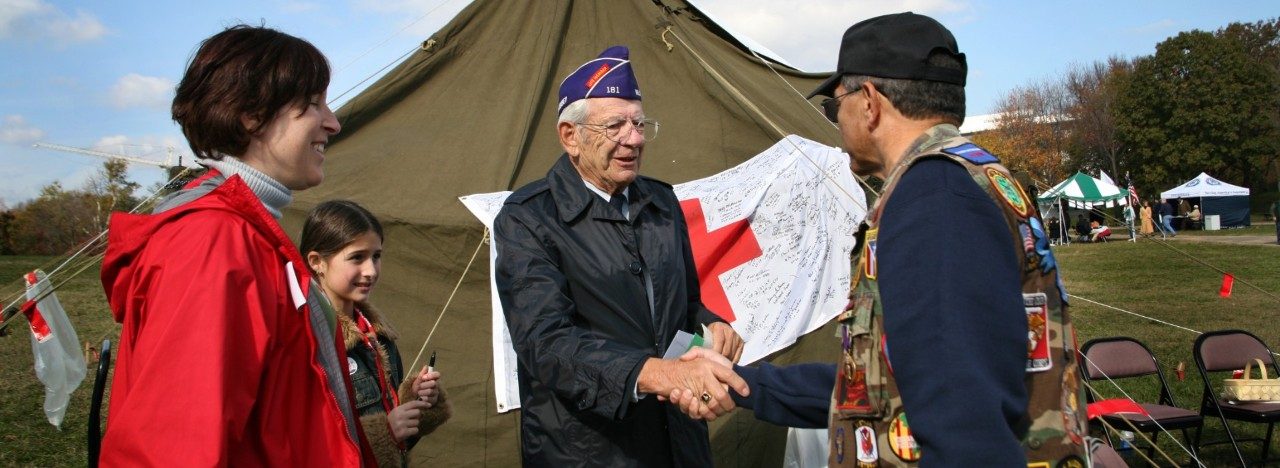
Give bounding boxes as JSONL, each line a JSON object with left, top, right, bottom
{"left": 557, "top": 99, "right": 590, "bottom": 125}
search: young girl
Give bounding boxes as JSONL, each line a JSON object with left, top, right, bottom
{"left": 301, "top": 200, "right": 451, "bottom": 467}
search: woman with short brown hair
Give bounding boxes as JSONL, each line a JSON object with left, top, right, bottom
{"left": 100, "top": 25, "right": 374, "bottom": 466}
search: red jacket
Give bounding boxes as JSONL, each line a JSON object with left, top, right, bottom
{"left": 100, "top": 174, "right": 374, "bottom": 466}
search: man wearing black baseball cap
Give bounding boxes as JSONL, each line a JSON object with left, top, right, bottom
{"left": 811, "top": 12, "right": 1090, "bottom": 467}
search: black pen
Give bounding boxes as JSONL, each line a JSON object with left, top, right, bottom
{"left": 428, "top": 351, "right": 437, "bottom": 374}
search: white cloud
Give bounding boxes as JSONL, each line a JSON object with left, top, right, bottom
{"left": 109, "top": 74, "right": 175, "bottom": 110}
{"left": 0, "top": 0, "right": 107, "bottom": 43}
{"left": 0, "top": 114, "right": 44, "bottom": 144}
{"left": 690, "top": 0, "right": 972, "bottom": 72}
{"left": 0, "top": 0, "right": 43, "bottom": 36}
{"left": 43, "top": 8, "right": 107, "bottom": 41}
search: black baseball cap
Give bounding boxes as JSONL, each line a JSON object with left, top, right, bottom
{"left": 808, "top": 12, "right": 967, "bottom": 98}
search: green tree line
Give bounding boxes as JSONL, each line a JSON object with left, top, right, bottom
{"left": 0, "top": 159, "right": 139, "bottom": 255}
{"left": 974, "top": 18, "right": 1279, "bottom": 205}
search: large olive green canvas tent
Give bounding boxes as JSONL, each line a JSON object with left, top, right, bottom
{"left": 282, "top": 1, "right": 843, "bottom": 465}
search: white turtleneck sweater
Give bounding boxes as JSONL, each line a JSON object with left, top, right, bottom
{"left": 201, "top": 157, "right": 292, "bottom": 219}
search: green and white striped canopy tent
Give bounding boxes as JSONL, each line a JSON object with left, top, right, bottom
{"left": 1037, "top": 172, "right": 1131, "bottom": 209}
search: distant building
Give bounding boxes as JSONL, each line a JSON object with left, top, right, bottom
{"left": 959, "top": 113, "right": 1001, "bottom": 136}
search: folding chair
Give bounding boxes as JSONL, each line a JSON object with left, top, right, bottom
{"left": 1192, "top": 329, "right": 1280, "bottom": 467}
{"left": 89, "top": 339, "right": 112, "bottom": 468}
{"left": 1080, "top": 337, "right": 1202, "bottom": 461}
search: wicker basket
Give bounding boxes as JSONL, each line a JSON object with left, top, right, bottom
{"left": 1222, "top": 359, "right": 1280, "bottom": 402}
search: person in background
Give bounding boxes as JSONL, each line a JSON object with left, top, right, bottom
{"left": 1158, "top": 198, "right": 1176, "bottom": 237}
{"left": 1089, "top": 220, "right": 1112, "bottom": 242}
{"left": 1123, "top": 202, "right": 1136, "bottom": 241}
{"left": 301, "top": 200, "right": 452, "bottom": 467}
{"left": 1177, "top": 198, "right": 1191, "bottom": 229}
{"left": 1188, "top": 204, "right": 1201, "bottom": 229}
{"left": 1139, "top": 200, "right": 1155, "bottom": 238}
{"left": 1076, "top": 214, "right": 1092, "bottom": 242}
{"left": 99, "top": 25, "right": 375, "bottom": 466}
{"left": 1271, "top": 200, "right": 1280, "bottom": 244}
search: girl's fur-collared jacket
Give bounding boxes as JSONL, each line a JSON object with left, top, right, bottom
{"left": 339, "top": 302, "right": 451, "bottom": 467}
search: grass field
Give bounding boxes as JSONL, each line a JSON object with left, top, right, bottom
{"left": 1, "top": 233, "right": 1277, "bottom": 466}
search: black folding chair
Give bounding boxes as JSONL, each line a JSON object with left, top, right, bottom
{"left": 89, "top": 339, "right": 112, "bottom": 468}
{"left": 1080, "top": 337, "right": 1202, "bottom": 461}
{"left": 1192, "top": 330, "right": 1280, "bottom": 467}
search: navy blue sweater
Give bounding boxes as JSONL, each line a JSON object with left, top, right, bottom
{"left": 731, "top": 159, "right": 1029, "bottom": 466}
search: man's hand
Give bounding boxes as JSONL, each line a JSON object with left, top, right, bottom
{"left": 387, "top": 399, "right": 429, "bottom": 442}
{"left": 412, "top": 366, "right": 442, "bottom": 408}
{"left": 669, "top": 347, "right": 748, "bottom": 420}
{"left": 708, "top": 322, "right": 745, "bottom": 363}
{"left": 637, "top": 349, "right": 749, "bottom": 421}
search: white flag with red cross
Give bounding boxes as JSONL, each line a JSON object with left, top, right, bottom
{"left": 462, "top": 135, "right": 866, "bottom": 412}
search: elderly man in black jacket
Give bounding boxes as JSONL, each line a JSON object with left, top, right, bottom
{"left": 494, "top": 45, "right": 748, "bottom": 467}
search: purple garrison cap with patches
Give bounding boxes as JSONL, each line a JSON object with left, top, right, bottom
{"left": 557, "top": 45, "right": 642, "bottom": 114}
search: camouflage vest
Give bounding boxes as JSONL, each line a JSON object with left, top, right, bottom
{"left": 828, "top": 125, "right": 1088, "bottom": 468}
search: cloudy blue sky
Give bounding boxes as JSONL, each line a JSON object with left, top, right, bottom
{"left": 0, "top": 0, "right": 1273, "bottom": 206}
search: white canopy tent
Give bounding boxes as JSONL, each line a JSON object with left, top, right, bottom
{"left": 1160, "top": 172, "right": 1250, "bottom": 198}
{"left": 1160, "top": 172, "right": 1251, "bottom": 228}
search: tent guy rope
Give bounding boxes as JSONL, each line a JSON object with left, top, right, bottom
{"left": 1, "top": 167, "right": 193, "bottom": 324}
{"left": 661, "top": 26, "right": 876, "bottom": 215}
{"left": 404, "top": 228, "right": 490, "bottom": 374}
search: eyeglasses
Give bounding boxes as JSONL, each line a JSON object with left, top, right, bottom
{"left": 820, "top": 86, "right": 889, "bottom": 123}
{"left": 820, "top": 89, "right": 859, "bottom": 123}
{"left": 577, "top": 117, "right": 660, "bottom": 143}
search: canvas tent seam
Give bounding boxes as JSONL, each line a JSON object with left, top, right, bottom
{"left": 504, "top": 0, "right": 573, "bottom": 191}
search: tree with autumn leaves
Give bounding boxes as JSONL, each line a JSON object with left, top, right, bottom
{"left": 1, "top": 159, "right": 139, "bottom": 255}
{"left": 979, "top": 18, "right": 1279, "bottom": 200}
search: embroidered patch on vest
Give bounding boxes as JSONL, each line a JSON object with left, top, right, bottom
{"left": 1024, "top": 292, "right": 1051, "bottom": 373}
{"left": 985, "top": 167, "right": 1034, "bottom": 218}
{"left": 836, "top": 351, "right": 872, "bottom": 412}
{"left": 942, "top": 142, "right": 999, "bottom": 165}
{"left": 1061, "top": 365, "right": 1086, "bottom": 445}
{"left": 863, "top": 227, "right": 878, "bottom": 280}
{"left": 854, "top": 423, "right": 878, "bottom": 465}
{"left": 834, "top": 426, "right": 846, "bottom": 464}
{"left": 1019, "top": 222, "right": 1040, "bottom": 273}
{"left": 1028, "top": 217, "right": 1058, "bottom": 274}
{"left": 888, "top": 411, "right": 921, "bottom": 461}
{"left": 881, "top": 334, "right": 894, "bottom": 376}
{"left": 347, "top": 356, "right": 359, "bottom": 375}
{"left": 1056, "top": 455, "right": 1086, "bottom": 468}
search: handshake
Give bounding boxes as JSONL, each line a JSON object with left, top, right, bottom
{"left": 637, "top": 322, "right": 749, "bottom": 422}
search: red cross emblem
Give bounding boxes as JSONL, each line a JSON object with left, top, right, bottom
{"left": 680, "top": 198, "right": 763, "bottom": 322}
